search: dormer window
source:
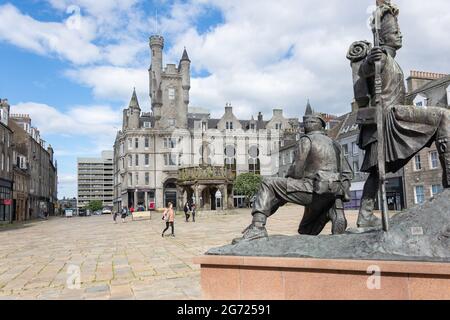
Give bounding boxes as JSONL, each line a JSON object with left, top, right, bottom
{"left": 226, "top": 122, "right": 234, "bottom": 130}
{"left": 275, "top": 123, "right": 282, "bottom": 130}
{"left": 250, "top": 123, "right": 255, "bottom": 130}
{"left": 168, "top": 118, "right": 176, "bottom": 127}
{"left": 413, "top": 94, "right": 428, "bottom": 108}
{"left": 143, "top": 122, "right": 151, "bottom": 128}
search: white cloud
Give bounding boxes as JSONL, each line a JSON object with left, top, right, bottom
{"left": 65, "top": 66, "right": 150, "bottom": 109}
{"left": 58, "top": 174, "right": 77, "bottom": 185}
{"left": 10, "top": 102, "right": 121, "bottom": 151}
{"left": 0, "top": 3, "right": 100, "bottom": 64}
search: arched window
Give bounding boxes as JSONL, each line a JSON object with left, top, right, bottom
{"left": 224, "top": 145, "right": 236, "bottom": 173}
{"left": 248, "top": 146, "right": 260, "bottom": 174}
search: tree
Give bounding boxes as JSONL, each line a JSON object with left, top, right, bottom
{"left": 233, "top": 173, "right": 262, "bottom": 207}
{"left": 86, "top": 200, "right": 103, "bottom": 212}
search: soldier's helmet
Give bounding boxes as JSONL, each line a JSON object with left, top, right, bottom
{"left": 303, "top": 100, "right": 326, "bottom": 128}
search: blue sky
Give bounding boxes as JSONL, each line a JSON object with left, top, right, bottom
{"left": 1, "top": 0, "right": 449, "bottom": 198}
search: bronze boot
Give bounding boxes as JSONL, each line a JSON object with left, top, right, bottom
{"left": 357, "top": 197, "right": 382, "bottom": 228}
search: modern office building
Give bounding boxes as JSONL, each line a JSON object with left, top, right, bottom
{"left": 77, "top": 151, "right": 114, "bottom": 209}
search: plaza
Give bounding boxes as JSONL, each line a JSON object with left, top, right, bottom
{"left": 0, "top": 206, "right": 360, "bottom": 300}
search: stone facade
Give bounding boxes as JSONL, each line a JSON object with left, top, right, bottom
{"left": 0, "top": 99, "right": 14, "bottom": 223}
{"left": 10, "top": 114, "right": 58, "bottom": 219}
{"left": 403, "top": 71, "right": 450, "bottom": 207}
{"left": 113, "top": 34, "right": 299, "bottom": 212}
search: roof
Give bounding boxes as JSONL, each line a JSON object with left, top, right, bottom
{"left": 181, "top": 48, "right": 190, "bottom": 62}
{"left": 406, "top": 74, "right": 450, "bottom": 97}
{"left": 128, "top": 88, "right": 140, "bottom": 109}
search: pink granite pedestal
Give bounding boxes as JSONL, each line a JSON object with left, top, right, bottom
{"left": 194, "top": 256, "right": 450, "bottom": 300}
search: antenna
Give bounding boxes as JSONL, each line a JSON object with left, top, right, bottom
{"left": 155, "top": 9, "right": 159, "bottom": 35}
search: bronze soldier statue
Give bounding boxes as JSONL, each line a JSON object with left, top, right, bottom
{"left": 233, "top": 103, "right": 353, "bottom": 243}
{"left": 347, "top": 0, "right": 450, "bottom": 228}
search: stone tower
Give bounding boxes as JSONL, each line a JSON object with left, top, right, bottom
{"left": 123, "top": 88, "right": 141, "bottom": 130}
{"left": 149, "top": 34, "right": 190, "bottom": 129}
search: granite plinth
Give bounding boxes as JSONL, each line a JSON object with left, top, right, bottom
{"left": 194, "top": 256, "right": 450, "bottom": 300}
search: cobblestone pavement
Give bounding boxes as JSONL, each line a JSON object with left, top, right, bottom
{"left": 0, "top": 205, "right": 361, "bottom": 300}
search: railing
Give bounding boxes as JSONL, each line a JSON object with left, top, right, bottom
{"left": 178, "top": 165, "right": 236, "bottom": 182}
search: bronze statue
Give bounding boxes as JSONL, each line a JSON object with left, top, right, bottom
{"left": 348, "top": 0, "right": 450, "bottom": 230}
{"left": 233, "top": 103, "right": 353, "bottom": 243}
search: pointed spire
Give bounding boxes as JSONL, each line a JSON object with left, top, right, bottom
{"left": 129, "top": 87, "right": 140, "bottom": 109}
{"left": 305, "top": 99, "right": 313, "bottom": 116}
{"left": 181, "top": 47, "right": 191, "bottom": 62}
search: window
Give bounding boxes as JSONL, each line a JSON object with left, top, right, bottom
{"left": 135, "top": 138, "right": 139, "bottom": 149}
{"left": 250, "top": 124, "right": 255, "bottom": 130}
{"left": 164, "top": 138, "right": 176, "bottom": 149}
{"left": 342, "top": 144, "right": 349, "bottom": 156}
{"left": 1, "top": 153, "right": 3, "bottom": 171}
{"left": 145, "top": 137, "right": 149, "bottom": 148}
{"left": 135, "top": 154, "right": 139, "bottom": 166}
{"left": 128, "top": 155, "right": 132, "bottom": 167}
{"left": 226, "top": 122, "right": 234, "bottom": 130}
{"left": 164, "top": 154, "right": 177, "bottom": 166}
{"left": 135, "top": 173, "right": 139, "bottom": 185}
{"left": 128, "top": 138, "right": 132, "bottom": 149}
{"left": 120, "top": 143, "right": 124, "bottom": 155}
{"left": 145, "top": 173, "right": 150, "bottom": 185}
{"left": 352, "top": 142, "right": 358, "bottom": 155}
{"left": 275, "top": 123, "right": 282, "bottom": 130}
{"left": 143, "top": 121, "right": 151, "bottom": 128}
{"left": 414, "top": 186, "right": 425, "bottom": 204}
{"left": 168, "top": 118, "right": 176, "bottom": 127}
{"left": 429, "top": 151, "right": 439, "bottom": 169}
{"left": 353, "top": 160, "right": 359, "bottom": 173}
{"left": 431, "top": 185, "right": 443, "bottom": 197}
{"left": 128, "top": 173, "right": 132, "bottom": 185}
{"left": 168, "top": 88, "right": 175, "bottom": 100}
{"left": 414, "top": 155, "right": 422, "bottom": 171}
{"left": 145, "top": 154, "right": 150, "bottom": 166}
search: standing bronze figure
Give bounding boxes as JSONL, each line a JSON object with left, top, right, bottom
{"left": 233, "top": 103, "right": 353, "bottom": 243}
{"left": 348, "top": 0, "right": 450, "bottom": 230}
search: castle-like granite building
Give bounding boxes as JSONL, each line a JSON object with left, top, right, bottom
{"left": 113, "top": 34, "right": 301, "bottom": 212}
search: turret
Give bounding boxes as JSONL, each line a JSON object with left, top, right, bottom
{"left": 179, "top": 48, "right": 191, "bottom": 105}
{"left": 149, "top": 35, "right": 164, "bottom": 119}
{"left": 127, "top": 88, "right": 141, "bottom": 130}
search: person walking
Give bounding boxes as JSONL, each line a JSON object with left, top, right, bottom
{"left": 113, "top": 210, "right": 119, "bottom": 224}
{"left": 121, "top": 206, "right": 128, "bottom": 223}
{"left": 191, "top": 203, "right": 196, "bottom": 222}
{"left": 162, "top": 202, "right": 175, "bottom": 237}
{"left": 183, "top": 202, "right": 191, "bottom": 222}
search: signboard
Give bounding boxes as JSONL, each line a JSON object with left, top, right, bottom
{"left": 3, "top": 199, "right": 12, "bottom": 205}
{"left": 149, "top": 202, "right": 155, "bottom": 210}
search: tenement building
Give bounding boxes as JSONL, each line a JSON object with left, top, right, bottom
{"left": 0, "top": 99, "right": 14, "bottom": 223}
{"left": 77, "top": 151, "right": 114, "bottom": 209}
{"left": 403, "top": 71, "right": 450, "bottom": 207}
{"left": 113, "top": 34, "right": 300, "bottom": 212}
{"left": 10, "top": 114, "right": 58, "bottom": 219}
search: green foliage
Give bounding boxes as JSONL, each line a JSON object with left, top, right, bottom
{"left": 86, "top": 200, "right": 103, "bottom": 212}
{"left": 233, "top": 173, "right": 262, "bottom": 205}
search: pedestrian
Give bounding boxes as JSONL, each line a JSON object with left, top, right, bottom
{"left": 191, "top": 203, "right": 196, "bottom": 222}
{"left": 183, "top": 201, "right": 191, "bottom": 222}
{"left": 113, "top": 210, "right": 119, "bottom": 224}
{"left": 162, "top": 202, "right": 175, "bottom": 237}
{"left": 121, "top": 206, "right": 128, "bottom": 223}
{"left": 130, "top": 206, "right": 135, "bottom": 216}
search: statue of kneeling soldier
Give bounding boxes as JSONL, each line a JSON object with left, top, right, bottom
{"left": 234, "top": 104, "right": 354, "bottom": 243}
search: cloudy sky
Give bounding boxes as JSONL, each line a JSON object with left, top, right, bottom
{"left": 0, "top": 0, "right": 449, "bottom": 198}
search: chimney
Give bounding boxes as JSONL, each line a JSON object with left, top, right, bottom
{"left": 273, "top": 109, "right": 283, "bottom": 117}
{"left": 406, "top": 70, "right": 448, "bottom": 93}
{"left": 258, "top": 112, "right": 263, "bottom": 122}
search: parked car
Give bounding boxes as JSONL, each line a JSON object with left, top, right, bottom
{"left": 102, "top": 207, "right": 112, "bottom": 214}
{"left": 93, "top": 210, "right": 102, "bottom": 215}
